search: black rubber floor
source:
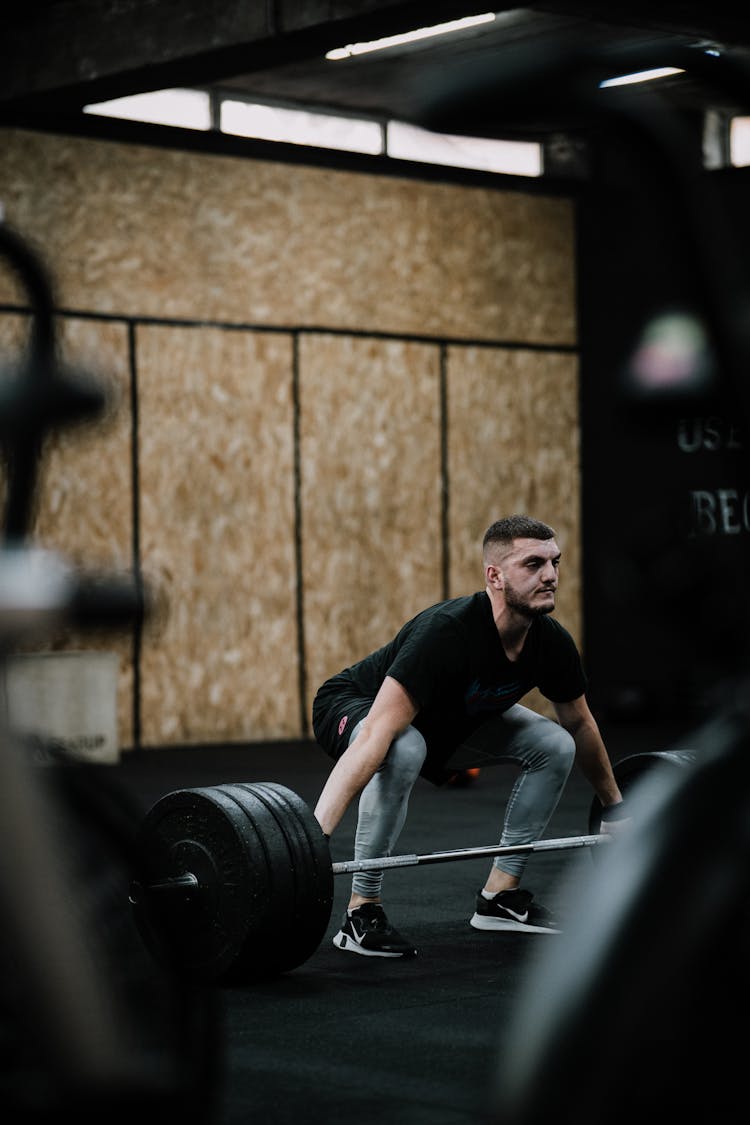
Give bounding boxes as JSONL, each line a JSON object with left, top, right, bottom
{"left": 110, "top": 720, "right": 693, "bottom": 1125}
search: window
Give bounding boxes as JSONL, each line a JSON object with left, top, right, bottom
{"left": 84, "top": 88, "right": 543, "bottom": 178}
{"left": 387, "top": 121, "right": 542, "bottom": 177}
{"left": 84, "top": 89, "right": 211, "bottom": 130}
{"left": 730, "top": 117, "right": 750, "bottom": 167}
{"left": 220, "top": 100, "right": 383, "bottom": 155}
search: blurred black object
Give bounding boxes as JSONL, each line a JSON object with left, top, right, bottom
{"left": 492, "top": 701, "right": 750, "bottom": 1124}
{"left": 0, "top": 739, "right": 223, "bottom": 1124}
{"left": 0, "top": 221, "right": 150, "bottom": 644}
{"left": 0, "top": 221, "right": 108, "bottom": 542}
{"left": 0, "top": 222, "right": 220, "bottom": 1121}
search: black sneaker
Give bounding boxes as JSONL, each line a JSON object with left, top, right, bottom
{"left": 469, "top": 888, "right": 560, "bottom": 934}
{"left": 332, "top": 903, "right": 418, "bottom": 958}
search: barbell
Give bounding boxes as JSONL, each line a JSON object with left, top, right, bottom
{"left": 129, "top": 749, "right": 694, "bottom": 985}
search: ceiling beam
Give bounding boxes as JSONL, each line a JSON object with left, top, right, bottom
{"left": 0, "top": 0, "right": 518, "bottom": 109}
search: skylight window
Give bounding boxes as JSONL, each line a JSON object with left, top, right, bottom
{"left": 84, "top": 88, "right": 211, "bottom": 129}
{"left": 730, "top": 117, "right": 750, "bottom": 167}
{"left": 81, "top": 85, "right": 543, "bottom": 178}
{"left": 220, "top": 100, "right": 383, "bottom": 154}
{"left": 388, "top": 121, "right": 542, "bottom": 177}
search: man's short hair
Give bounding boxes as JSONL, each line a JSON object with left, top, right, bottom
{"left": 483, "top": 515, "right": 555, "bottom": 553}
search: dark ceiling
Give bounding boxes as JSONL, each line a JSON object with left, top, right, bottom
{"left": 3, "top": 2, "right": 750, "bottom": 144}
{"left": 208, "top": 5, "right": 750, "bottom": 135}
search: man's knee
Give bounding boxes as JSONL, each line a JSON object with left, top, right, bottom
{"left": 538, "top": 720, "right": 576, "bottom": 774}
{"left": 379, "top": 725, "right": 427, "bottom": 785}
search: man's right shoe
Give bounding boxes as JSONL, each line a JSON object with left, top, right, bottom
{"left": 469, "top": 888, "right": 560, "bottom": 934}
{"left": 333, "top": 903, "right": 418, "bottom": 958}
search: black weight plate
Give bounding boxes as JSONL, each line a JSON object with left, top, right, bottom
{"left": 588, "top": 749, "right": 697, "bottom": 832}
{"left": 210, "top": 783, "right": 307, "bottom": 981}
{"left": 252, "top": 782, "right": 333, "bottom": 922}
{"left": 230, "top": 782, "right": 333, "bottom": 919}
{"left": 225, "top": 783, "right": 333, "bottom": 976}
{"left": 133, "top": 786, "right": 274, "bottom": 983}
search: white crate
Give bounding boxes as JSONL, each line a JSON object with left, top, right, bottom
{"left": 4, "top": 651, "right": 120, "bottom": 764}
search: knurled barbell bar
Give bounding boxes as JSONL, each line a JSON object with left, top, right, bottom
{"left": 129, "top": 749, "right": 695, "bottom": 985}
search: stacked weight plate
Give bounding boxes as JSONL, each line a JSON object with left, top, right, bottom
{"left": 132, "top": 781, "right": 333, "bottom": 984}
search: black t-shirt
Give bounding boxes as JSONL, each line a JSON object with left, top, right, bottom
{"left": 312, "top": 591, "right": 587, "bottom": 783}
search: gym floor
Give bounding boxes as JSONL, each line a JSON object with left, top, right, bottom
{"left": 112, "top": 717, "right": 693, "bottom": 1125}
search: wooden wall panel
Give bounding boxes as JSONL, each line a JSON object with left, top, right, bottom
{"left": 0, "top": 313, "right": 135, "bottom": 746}
{"left": 0, "top": 127, "right": 579, "bottom": 748}
{"left": 33, "top": 318, "right": 132, "bottom": 568}
{"left": 446, "top": 346, "right": 581, "bottom": 716}
{"left": 136, "top": 324, "right": 298, "bottom": 743}
{"left": 299, "top": 334, "right": 442, "bottom": 719}
{"left": 0, "top": 129, "right": 575, "bottom": 345}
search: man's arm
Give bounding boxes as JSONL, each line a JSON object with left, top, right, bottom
{"left": 314, "top": 675, "right": 418, "bottom": 836}
{"left": 553, "top": 695, "right": 624, "bottom": 810}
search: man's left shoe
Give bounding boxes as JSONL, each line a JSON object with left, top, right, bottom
{"left": 469, "top": 888, "right": 560, "bottom": 934}
{"left": 332, "top": 903, "right": 418, "bottom": 958}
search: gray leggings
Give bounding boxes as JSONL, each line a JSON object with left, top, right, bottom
{"left": 349, "top": 704, "right": 576, "bottom": 898}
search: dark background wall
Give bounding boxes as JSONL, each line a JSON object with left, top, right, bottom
{"left": 578, "top": 111, "right": 750, "bottom": 727}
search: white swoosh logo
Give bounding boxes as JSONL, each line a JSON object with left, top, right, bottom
{"left": 501, "top": 907, "right": 529, "bottom": 922}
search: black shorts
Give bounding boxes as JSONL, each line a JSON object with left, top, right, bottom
{"left": 311, "top": 678, "right": 374, "bottom": 761}
{"left": 311, "top": 676, "right": 469, "bottom": 787}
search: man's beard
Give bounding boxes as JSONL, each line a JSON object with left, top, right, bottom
{"left": 504, "top": 584, "right": 555, "bottom": 618}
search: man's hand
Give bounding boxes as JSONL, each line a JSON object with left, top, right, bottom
{"left": 599, "top": 800, "right": 631, "bottom": 835}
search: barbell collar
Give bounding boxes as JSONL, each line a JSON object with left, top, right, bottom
{"left": 129, "top": 872, "right": 200, "bottom": 904}
{"left": 331, "top": 832, "right": 610, "bottom": 875}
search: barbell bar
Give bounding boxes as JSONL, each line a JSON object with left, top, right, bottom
{"left": 134, "top": 834, "right": 610, "bottom": 892}
{"left": 332, "top": 833, "right": 609, "bottom": 875}
{"left": 130, "top": 749, "right": 695, "bottom": 985}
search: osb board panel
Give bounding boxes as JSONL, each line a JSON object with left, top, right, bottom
{"left": 0, "top": 128, "right": 575, "bottom": 345}
{"left": 0, "top": 313, "right": 29, "bottom": 521}
{"left": 446, "top": 346, "right": 581, "bottom": 718}
{"left": 299, "top": 334, "right": 442, "bottom": 721}
{"left": 0, "top": 313, "right": 135, "bottom": 747}
{"left": 136, "top": 324, "right": 297, "bottom": 744}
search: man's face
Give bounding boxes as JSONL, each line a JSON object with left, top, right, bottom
{"left": 490, "top": 537, "right": 561, "bottom": 617}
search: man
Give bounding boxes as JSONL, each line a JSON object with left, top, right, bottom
{"left": 312, "top": 515, "right": 625, "bottom": 958}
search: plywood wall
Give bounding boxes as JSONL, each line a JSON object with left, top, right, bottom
{"left": 0, "top": 126, "right": 579, "bottom": 748}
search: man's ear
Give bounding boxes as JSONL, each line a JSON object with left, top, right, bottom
{"left": 486, "top": 564, "right": 503, "bottom": 589}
